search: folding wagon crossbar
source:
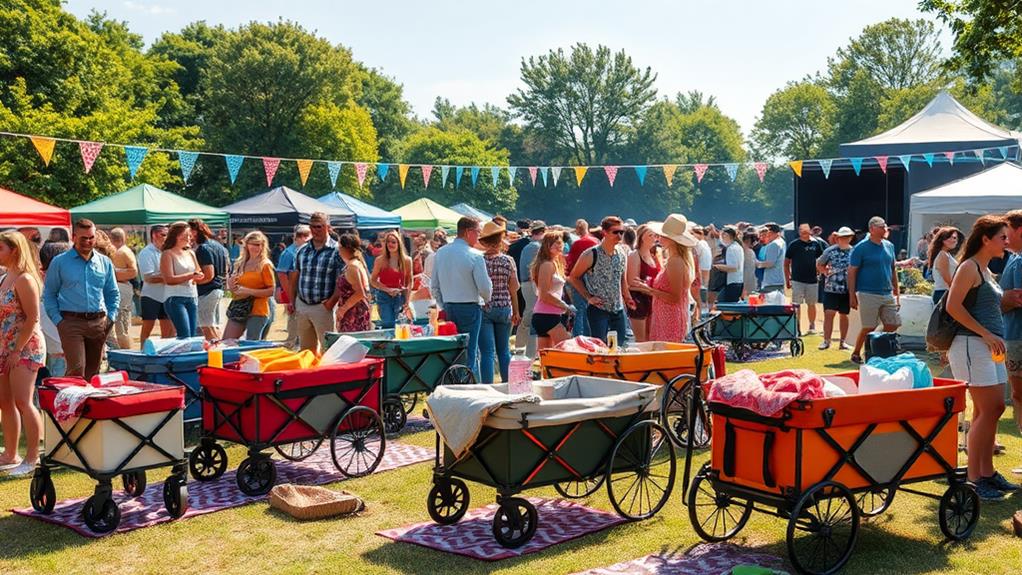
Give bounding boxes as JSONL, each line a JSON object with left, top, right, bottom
{"left": 541, "top": 365, "right": 677, "bottom": 386}
{"left": 389, "top": 348, "right": 466, "bottom": 397}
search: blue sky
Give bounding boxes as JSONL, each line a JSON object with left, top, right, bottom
{"left": 65, "top": 0, "right": 948, "bottom": 135}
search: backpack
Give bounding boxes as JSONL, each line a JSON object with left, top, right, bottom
{"left": 925, "top": 260, "right": 979, "bottom": 352}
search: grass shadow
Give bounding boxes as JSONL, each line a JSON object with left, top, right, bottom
{"left": 0, "top": 511, "right": 94, "bottom": 560}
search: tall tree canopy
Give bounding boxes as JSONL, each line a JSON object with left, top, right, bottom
{"left": 752, "top": 82, "right": 836, "bottom": 159}
{"left": 922, "top": 0, "right": 1022, "bottom": 85}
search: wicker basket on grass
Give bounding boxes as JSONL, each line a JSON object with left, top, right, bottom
{"left": 269, "top": 484, "right": 364, "bottom": 520}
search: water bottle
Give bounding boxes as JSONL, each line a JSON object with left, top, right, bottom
{"left": 508, "top": 353, "right": 533, "bottom": 394}
{"left": 607, "top": 330, "right": 619, "bottom": 353}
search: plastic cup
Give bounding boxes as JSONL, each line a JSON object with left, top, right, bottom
{"left": 992, "top": 350, "right": 1006, "bottom": 364}
{"left": 208, "top": 347, "right": 224, "bottom": 369}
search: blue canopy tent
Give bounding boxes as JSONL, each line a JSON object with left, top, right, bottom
{"left": 450, "top": 202, "right": 493, "bottom": 221}
{"left": 317, "top": 191, "right": 401, "bottom": 231}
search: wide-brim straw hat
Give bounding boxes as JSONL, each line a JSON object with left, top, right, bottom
{"left": 480, "top": 220, "right": 506, "bottom": 239}
{"left": 835, "top": 226, "right": 855, "bottom": 237}
{"left": 648, "top": 214, "right": 698, "bottom": 247}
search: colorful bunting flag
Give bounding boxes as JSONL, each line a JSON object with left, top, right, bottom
{"left": 573, "top": 166, "right": 587, "bottom": 186}
{"left": 455, "top": 166, "right": 464, "bottom": 187}
{"left": 337, "top": 162, "right": 350, "bottom": 188}
{"left": 176, "top": 150, "right": 197, "bottom": 182}
{"left": 724, "top": 163, "right": 738, "bottom": 182}
{"left": 296, "top": 159, "right": 314, "bottom": 186}
{"left": 944, "top": 151, "right": 955, "bottom": 165}
{"left": 540, "top": 167, "right": 549, "bottom": 187}
{"left": 507, "top": 166, "right": 517, "bottom": 185}
{"left": 551, "top": 166, "right": 562, "bottom": 185}
{"left": 788, "top": 160, "right": 803, "bottom": 177}
{"left": 849, "top": 158, "right": 863, "bottom": 176}
{"left": 604, "top": 166, "right": 618, "bottom": 186}
{"left": 818, "top": 159, "right": 833, "bottom": 179}
{"left": 125, "top": 146, "right": 149, "bottom": 180}
{"left": 377, "top": 163, "right": 390, "bottom": 182}
{"left": 663, "top": 164, "right": 678, "bottom": 186}
{"left": 224, "top": 154, "right": 244, "bottom": 184}
{"left": 470, "top": 166, "right": 480, "bottom": 187}
{"left": 999, "top": 146, "right": 1009, "bottom": 159}
{"left": 875, "top": 156, "right": 888, "bottom": 174}
{"left": 262, "top": 157, "right": 281, "bottom": 187}
{"left": 693, "top": 163, "right": 709, "bottom": 183}
{"left": 898, "top": 154, "right": 912, "bottom": 172}
{"left": 635, "top": 165, "right": 647, "bottom": 185}
{"left": 974, "top": 149, "right": 985, "bottom": 165}
{"left": 490, "top": 166, "right": 500, "bottom": 187}
{"left": 923, "top": 153, "right": 935, "bottom": 167}
{"left": 528, "top": 166, "right": 538, "bottom": 186}
{"left": 441, "top": 165, "right": 450, "bottom": 187}
{"left": 79, "top": 141, "right": 104, "bottom": 174}
{"left": 30, "top": 136, "right": 56, "bottom": 166}
{"left": 398, "top": 164, "right": 410, "bottom": 188}
{"left": 421, "top": 165, "right": 433, "bottom": 188}
{"left": 754, "top": 162, "right": 767, "bottom": 182}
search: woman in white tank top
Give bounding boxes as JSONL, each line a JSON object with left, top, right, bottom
{"left": 160, "top": 222, "right": 203, "bottom": 338}
{"left": 928, "top": 227, "right": 961, "bottom": 304}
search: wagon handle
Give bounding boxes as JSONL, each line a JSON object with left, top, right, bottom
{"left": 689, "top": 313, "right": 719, "bottom": 354}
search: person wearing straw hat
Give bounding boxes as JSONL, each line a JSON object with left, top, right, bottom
{"left": 478, "top": 220, "right": 520, "bottom": 383}
{"left": 816, "top": 227, "right": 855, "bottom": 350}
{"left": 640, "top": 214, "right": 698, "bottom": 343}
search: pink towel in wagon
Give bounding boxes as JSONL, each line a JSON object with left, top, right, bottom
{"left": 707, "top": 368, "right": 825, "bottom": 418}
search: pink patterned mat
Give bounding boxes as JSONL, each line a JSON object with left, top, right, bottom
{"left": 11, "top": 442, "right": 432, "bottom": 537}
{"left": 574, "top": 543, "right": 785, "bottom": 574}
{"left": 377, "top": 497, "right": 628, "bottom": 561}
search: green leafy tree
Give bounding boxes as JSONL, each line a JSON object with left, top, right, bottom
{"left": 148, "top": 21, "right": 229, "bottom": 125}
{"left": 922, "top": 0, "right": 1022, "bottom": 84}
{"left": 751, "top": 82, "right": 836, "bottom": 159}
{"left": 355, "top": 65, "right": 414, "bottom": 160}
{"left": 675, "top": 90, "right": 718, "bottom": 114}
{"left": 828, "top": 18, "right": 943, "bottom": 91}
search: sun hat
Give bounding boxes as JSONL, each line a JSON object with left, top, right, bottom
{"left": 648, "top": 214, "right": 698, "bottom": 247}
{"left": 480, "top": 220, "right": 506, "bottom": 238}
{"left": 835, "top": 226, "right": 855, "bottom": 237}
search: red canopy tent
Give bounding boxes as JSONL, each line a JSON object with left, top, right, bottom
{"left": 0, "top": 187, "right": 71, "bottom": 228}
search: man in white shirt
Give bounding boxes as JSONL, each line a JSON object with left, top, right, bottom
{"left": 691, "top": 224, "right": 713, "bottom": 307}
{"left": 137, "top": 225, "right": 175, "bottom": 345}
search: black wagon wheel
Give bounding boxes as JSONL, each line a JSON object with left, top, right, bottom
{"left": 786, "top": 481, "right": 860, "bottom": 575}
{"left": 491, "top": 497, "right": 538, "bottom": 549}
{"left": 791, "top": 339, "right": 805, "bottom": 357}
{"left": 236, "top": 456, "right": 277, "bottom": 496}
{"left": 82, "top": 495, "right": 121, "bottom": 534}
{"left": 163, "top": 475, "right": 189, "bottom": 519}
{"left": 938, "top": 481, "right": 980, "bottom": 541}
{"left": 401, "top": 392, "right": 419, "bottom": 415}
{"left": 426, "top": 477, "right": 470, "bottom": 525}
{"left": 29, "top": 468, "right": 56, "bottom": 514}
{"left": 554, "top": 474, "right": 606, "bottom": 499}
{"left": 382, "top": 397, "right": 408, "bottom": 434}
{"left": 188, "top": 441, "right": 228, "bottom": 482}
{"left": 688, "top": 463, "right": 753, "bottom": 542}
{"left": 273, "top": 437, "right": 324, "bottom": 462}
{"left": 855, "top": 487, "right": 895, "bottom": 518}
{"left": 331, "top": 405, "right": 386, "bottom": 478}
{"left": 121, "top": 470, "right": 147, "bottom": 497}
{"left": 439, "top": 364, "right": 476, "bottom": 387}
{"left": 660, "top": 375, "right": 711, "bottom": 449}
{"left": 607, "top": 420, "right": 676, "bottom": 520}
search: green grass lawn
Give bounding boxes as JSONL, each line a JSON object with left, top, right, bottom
{"left": 1, "top": 335, "right": 1020, "bottom": 574}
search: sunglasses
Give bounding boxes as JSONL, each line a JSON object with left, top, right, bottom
{"left": 610, "top": 229, "right": 625, "bottom": 236}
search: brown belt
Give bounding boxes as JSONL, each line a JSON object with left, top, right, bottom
{"left": 61, "top": 311, "right": 106, "bottom": 320}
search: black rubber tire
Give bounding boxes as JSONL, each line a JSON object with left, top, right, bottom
{"left": 273, "top": 438, "right": 323, "bottom": 462}
{"left": 29, "top": 469, "right": 56, "bottom": 514}
{"left": 188, "top": 441, "right": 228, "bottom": 482}
{"left": 688, "top": 464, "right": 753, "bottom": 542}
{"left": 401, "top": 392, "right": 419, "bottom": 415}
{"left": 439, "top": 365, "right": 476, "bottom": 387}
{"left": 82, "top": 495, "right": 121, "bottom": 534}
{"left": 938, "top": 481, "right": 980, "bottom": 541}
{"left": 236, "top": 456, "right": 277, "bottom": 496}
{"left": 606, "top": 420, "right": 676, "bottom": 520}
{"left": 121, "top": 470, "right": 147, "bottom": 497}
{"left": 382, "top": 397, "right": 407, "bottom": 434}
{"left": 660, "top": 375, "right": 711, "bottom": 449}
{"left": 491, "top": 497, "right": 538, "bottom": 548}
{"left": 554, "top": 474, "right": 605, "bottom": 499}
{"left": 331, "top": 406, "right": 386, "bottom": 478}
{"left": 163, "top": 476, "right": 189, "bottom": 519}
{"left": 786, "top": 481, "right": 860, "bottom": 575}
{"left": 426, "top": 477, "right": 470, "bottom": 525}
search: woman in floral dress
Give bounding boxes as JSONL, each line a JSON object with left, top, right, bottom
{"left": 0, "top": 231, "right": 45, "bottom": 476}
{"left": 335, "top": 234, "right": 372, "bottom": 332}
{"left": 643, "top": 215, "right": 698, "bottom": 343}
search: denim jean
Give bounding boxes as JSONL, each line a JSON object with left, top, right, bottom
{"left": 586, "top": 306, "right": 628, "bottom": 344}
{"left": 164, "top": 296, "right": 198, "bottom": 339}
{"left": 247, "top": 315, "right": 271, "bottom": 341}
{"left": 567, "top": 283, "right": 590, "bottom": 337}
{"left": 444, "top": 302, "right": 483, "bottom": 381}
{"left": 261, "top": 297, "right": 275, "bottom": 340}
{"left": 376, "top": 290, "right": 406, "bottom": 329}
{"left": 514, "top": 282, "right": 538, "bottom": 357}
{"left": 479, "top": 306, "right": 513, "bottom": 383}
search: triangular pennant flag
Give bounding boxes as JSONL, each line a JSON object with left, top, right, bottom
{"left": 296, "top": 159, "right": 314, "bottom": 186}
{"left": 944, "top": 151, "right": 955, "bottom": 165}
{"left": 540, "top": 167, "right": 549, "bottom": 187}
{"left": 79, "top": 141, "right": 104, "bottom": 174}
{"left": 974, "top": 149, "right": 985, "bottom": 165}
{"left": 818, "top": 159, "right": 833, "bottom": 179}
{"left": 604, "top": 166, "right": 619, "bottom": 186}
{"left": 999, "top": 146, "right": 1009, "bottom": 159}
{"left": 490, "top": 166, "right": 500, "bottom": 187}
{"left": 224, "top": 154, "right": 244, "bottom": 184}
{"left": 30, "top": 136, "right": 56, "bottom": 166}
{"left": 398, "top": 164, "right": 409, "bottom": 189}
{"left": 788, "top": 160, "right": 803, "bottom": 177}
{"left": 262, "top": 157, "right": 281, "bottom": 187}
{"left": 377, "top": 163, "right": 390, "bottom": 182}
{"left": 573, "top": 166, "right": 587, "bottom": 186}
{"left": 440, "top": 165, "right": 450, "bottom": 187}
{"left": 507, "top": 166, "right": 517, "bottom": 185}
{"left": 724, "top": 163, "right": 738, "bottom": 182}
{"left": 528, "top": 166, "right": 538, "bottom": 186}
{"left": 551, "top": 166, "right": 562, "bottom": 185}
{"left": 635, "top": 166, "right": 648, "bottom": 185}
{"left": 176, "top": 150, "right": 197, "bottom": 182}
{"left": 875, "top": 156, "right": 888, "bottom": 174}
{"left": 332, "top": 162, "right": 345, "bottom": 188}
{"left": 455, "top": 166, "right": 464, "bottom": 187}
{"left": 663, "top": 165, "right": 678, "bottom": 186}
{"left": 125, "top": 146, "right": 149, "bottom": 180}
{"left": 693, "top": 163, "right": 709, "bottom": 183}
{"left": 898, "top": 154, "right": 912, "bottom": 172}
{"left": 470, "top": 167, "right": 480, "bottom": 187}
{"left": 421, "top": 165, "right": 433, "bottom": 188}
{"left": 754, "top": 162, "right": 768, "bottom": 182}
{"left": 849, "top": 158, "right": 864, "bottom": 176}
{"left": 922, "top": 153, "right": 935, "bottom": 167}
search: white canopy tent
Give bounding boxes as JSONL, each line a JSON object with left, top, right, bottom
{"left": 909, "top": 162, "right": 1022, "bottom": 248}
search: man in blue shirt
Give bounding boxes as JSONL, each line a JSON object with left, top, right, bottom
{"left": 276, "top": 224, "right": 310, "bottom": 349}
{"left": 755, "top": 223, "right": 786, "bottom": 293}
{"left": 513, "top": 221, "right": 545, "bottom": 358}
{"left": 847, "top": 216, "right": 901, "bottom": 364}
{"left": 43, "top": 219, "right": 120, "bottom": 379}
{"left": 999, "top": 210, "right": 1022, "bottom": 453}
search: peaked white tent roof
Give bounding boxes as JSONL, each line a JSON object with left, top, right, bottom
{"left": 840, "top": 91, "right": 1021, "bottom": 157}
{"left": 909, "top": 162, "right": 1022, "bottom": 247}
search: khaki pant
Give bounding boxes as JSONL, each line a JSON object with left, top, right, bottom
{"left": 285, "top": 308, "right": 299, "bottom": 350}
{"left": 110, "top": 283, "right": 134, "bottom": 349}
{"left": 58, "top": 314, "right": 111, "bottom": 380}
{"left": 295, "top": 299, "right": 335, "bottom": 354}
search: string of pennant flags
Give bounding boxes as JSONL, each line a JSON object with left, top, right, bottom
{"left": 3, "top": 130, "right": 1021, "bottom": 192}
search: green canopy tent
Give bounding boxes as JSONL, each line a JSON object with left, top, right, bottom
{"left": 393, "top": 198, "right": 462, "bottom": 231}
{"left": 70, "top": 183, "right": 229, "bottom": 226}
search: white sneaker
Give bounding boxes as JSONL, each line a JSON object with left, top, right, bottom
{"left": 818, "top": 341, "right": 830, "bottom": 350}
{"left": 839, "top": 342, "right": 852, "bottom": 351}
{"left": 806, "top": 328, "right": 817, "bottom": 335}
{"left": 6, "top": 462, "right": 35, "bottom": 477}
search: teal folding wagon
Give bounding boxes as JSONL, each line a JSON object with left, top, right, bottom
{"left": 711, "top": 303, "right": 804, "bottom": 361}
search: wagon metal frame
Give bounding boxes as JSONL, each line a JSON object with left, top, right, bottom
{"left": 711, "top": 303, "right": 805, "bottom": 361}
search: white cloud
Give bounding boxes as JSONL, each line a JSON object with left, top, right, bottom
{"left": 122, "top": 1, "right": 176, "bottom": 15}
